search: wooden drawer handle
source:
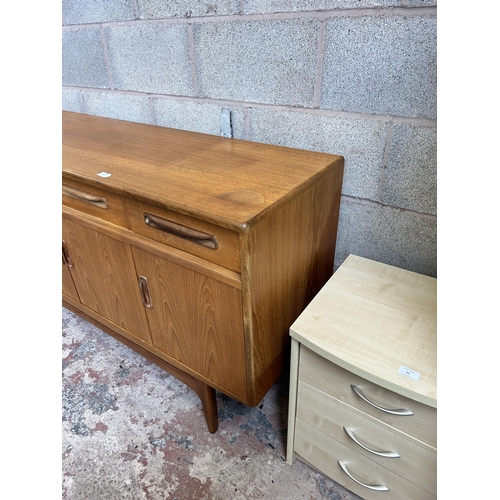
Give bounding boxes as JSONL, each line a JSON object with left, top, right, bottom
{"left": 338, "top": 461, "right": 389, "bottom": 492}
{"left": 143, "top": 212, "right": 218, "bottom": 250}
{"left": 351, "top": 385, "right": 414, "bottom": 416}
{"left": 63, "top": 185, "right": 109, "bottom": 209}
{"left": 138, "top": 276, "right": 153, "bottom": 309}
{"left": 62, "top": 240, "right": 73, "bottom": 268}
{"left": 343, "top": 427, "right": 400, "bottom": 458}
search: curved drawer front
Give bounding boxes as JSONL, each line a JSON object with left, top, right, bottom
{"left": 296, "top": 381, "right": 436, "bottom": 494}
{"left": 299, "top": 346, "right": 437, "bottom": 448}
{"left": 124, "top": 198, "right": 240, "bottom": 272}
{"left": 62, "top": 179, "right": 126, "bottom": 227}
{"left": 294, "top": 417, "right": 436, "bottom": 500}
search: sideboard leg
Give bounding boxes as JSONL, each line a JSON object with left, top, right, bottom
{"left": 194, "top": 380, "right": 219, "bottom": 433}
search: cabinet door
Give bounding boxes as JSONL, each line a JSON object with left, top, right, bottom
{"left": 62, "top": 217, "right": 152, "bottom": 344}
{"left": 131, "top": 246, "right": 247, "bottom": 400}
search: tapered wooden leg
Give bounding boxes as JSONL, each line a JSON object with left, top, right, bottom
{"left": 193, "top": 380, "right": 219, "bottom": 434}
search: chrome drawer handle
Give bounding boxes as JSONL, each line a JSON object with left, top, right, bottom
{"left": 63, "top": 185, "right": 109, "bottom": 209}
{"left": 338, "top": 461, "right": 389, "bottom": 491}
{"left": 344, "top": 427, "right": 400, "bottom": 458}
{"left": 143, "top": 212, "right": 218, "bottom": 250}
{"left": 351, "top": 385, "right": 414, "bottom": 416}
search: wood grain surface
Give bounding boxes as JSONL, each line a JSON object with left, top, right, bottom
{"left": 131, "top": 246, "right": 248, "bottom": 400}
{"left": 243, "top": 168, "right": 343, "bottom": 404}
{"left": 63, "top": 111, "right": 343, "bottom": 229}
{"left": 62, "top": 217, "right": 152, "bottom": 344}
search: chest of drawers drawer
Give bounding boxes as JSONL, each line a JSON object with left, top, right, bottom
{"left": 294, "top": 417, "right": 435, "bottom": 500}
{"left": 300, "top": 346, "right": 437, "bottom": 448}
{"left": 296, "top": 380, "right": 436, "bottom": 495}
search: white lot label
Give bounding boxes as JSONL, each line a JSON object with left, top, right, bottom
{"left": 97, "top": 171, "right": 112, "bottom": 178}
{"left": 398, "top": 365, "right": 420, "bottom": 381}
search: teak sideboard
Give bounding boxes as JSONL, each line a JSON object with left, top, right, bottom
{"left": 62, "top": 110, "right": 344, "bottom": 433}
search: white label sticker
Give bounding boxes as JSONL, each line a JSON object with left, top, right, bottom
{"left": 398, "top": 365, "right": 420, "bottom": 381}
{"left": 97, "top": 171, "right": 112, "bottom": 178}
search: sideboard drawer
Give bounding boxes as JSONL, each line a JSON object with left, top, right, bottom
{"left": 300, "top": 347, "right": 437, "bottom": 447}
{"left": 294, "top": 417, "right": 436, "bottom": 500}
{"left": 296, "top": 381, "right": 437, "bottom": 494}
{"left": 63, "top": 179, "right": 127, "bottom": 227}
{"left": 124, "top": 198, "right": 241, "bottom": 272}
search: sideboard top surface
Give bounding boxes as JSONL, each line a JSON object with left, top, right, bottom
{"left": 290, "top": 254, "right": 437, "bottom": 407}
{"left": 62, "top": 111, "right": 344, "bottom": 229}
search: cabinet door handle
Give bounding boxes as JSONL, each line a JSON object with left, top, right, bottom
{"left": 351, "top": 385, "right": 414, "bottom": 416}
{"left": 138, "top": 276, "right": 153, "bottom": 309}
{"left": 343, "top": 427, "right": 400, "bottom": 458}
{"left": 338, "top": 461, "right": 389, "bottom": 491}
{"left": 62, "top": 240, "right": 74, "bottom": 268}
{"left": 143, "top": 212, "right": 218, "bottom": 250}
{"left": 63, "top": 185, "right": 109, "bottom": 209}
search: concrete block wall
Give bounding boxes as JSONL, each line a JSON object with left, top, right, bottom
{"left": 62, "top": 0, "right": 437, "bottom": 277}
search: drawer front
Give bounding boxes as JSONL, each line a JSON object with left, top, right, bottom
{"left": 294, "top": 418, "right": 436, "bottom": 500}
{"left": 62, "top": 179, "right": 126, "bottom": 227}
{"left": 299, "top": 346, "right": 437, "bottom": 447}
{"left": 125, "top": 198, "right": 240, "bottom": 272}
{"left": 296, "top": 381, "right": 436, "bottom": 494}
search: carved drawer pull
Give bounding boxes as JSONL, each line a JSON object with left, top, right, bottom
{"left": 62, "top": 240, "right": 73, "bottom": 268}
{"left": 63, "top": 185, "right": 109, "bottom": 209}
{"left": 351, "top": 385, "right": 414, "bottom": 416}
{"left": 143, "top": 212, "right": 218, "bottom": 250}
{"left": 338, "top": 461, "right": 389, "bottom": 491}
{"left": 138, "top": 276, "right": 153, "bottom": 309}
{"left": 344, "top": 427, "right": 400, "bottom": 458}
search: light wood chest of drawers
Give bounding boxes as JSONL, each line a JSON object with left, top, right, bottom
{"left": 62, "top": 111, "right": 344, "bottom": 433}
{"left": 286, "top": 255, "right": 437, "bottom": 499}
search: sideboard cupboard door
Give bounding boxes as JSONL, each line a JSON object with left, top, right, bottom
{"left": 131, "top": 246, "right": 248, "bottom": 402}
{"left": 62, "top": 217, "right": 153, "bottom": 344}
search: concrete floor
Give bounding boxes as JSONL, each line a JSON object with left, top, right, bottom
{"left": 62, "top": 307, "right": 362, "bottom": 500}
